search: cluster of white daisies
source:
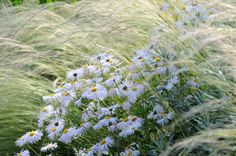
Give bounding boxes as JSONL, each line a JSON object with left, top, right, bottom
{"left": 160, "top": 0, "right": 216, "bottom": 29}
{"left": 16, "top": 46, "right": 176, "bottom": 155}
{"left": 15, "top": 1, "right": 213, "bottom": 156}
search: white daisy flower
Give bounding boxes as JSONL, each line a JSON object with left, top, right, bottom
{"left": 83, "top": 65, "right": 102, "bottom": 76}
{"left": 119, "top": 126, "right": 137, "bottom": 138}
{"left": 165, "top": 75, "right": 179, "bottom": 90}
{"left": 117, "top": 81, "right": 145, "bottom": 104}
{"left": 59, "top": 128, "right": 77, "bottom": 144}
{"left": 16, "top": 136, "right": 25, "bottom": 147}
{"left": 86, "top": 144, "right": 99, "bottom": 156}
{"left": 117, "top": 116, "right": 143, "bottom": 138}
{"left": 82, "top": 84, "right": 107, "bottom": 101}
{"left": 59, "top": 89, "right": 76, "bottom": 107}
{"left": 132, "top": 50, "right": 151, "bottom": 67}
{"left": 122, "top": 101, "right": 132, "bottom": 110}
{"left": 98, "top": 104, "right": 120, "bottom": 119}
{"left": 81, "top": 102, "right": 98, "bottom": 122}
{"left": 54, "top": 85, "right": 68, "bottom": 94}
{"left": 101, "top": 55, "right": 119, "bottom": 69}
{"left": 97, "top": 136, "right": 114, "bottom": 154}
{"left": 75, "top": 122, "right": 91, "bottom": 136}
{"left": 15, "top": 149, "right": 30, "bottom": 156}
{"left": 118, "top": 116, "right": 143, "bottom": 129}
{"left": 76, "top": 149, "right": 87, "bottom": 156}
{"left": 93, "top": 116, "right": 117, "bottom": 130}
{"left": 120, "top": 148, "right": 140, "bottom": 156}
{"left": 41, "top": 142, "right": 58, "bottom": 152}
{"left": 91, "top": 53, "right": 119, "bottom": 70}
{"left": 64, "top": 80, "right": 83, "bottom": 91}
{"left": 147, "top": 105, "right": 164, "bottom": 120}
{"left": 156, "top": 112, "right": 174, "bottom": 125}
{"left": 38, "top": 105, "right": 56, "bottom": 128}
{"left": 42, "top": 92, "right": 60, "bottom": 104}
{"left": 18, "top": 130, "right": 43, "bottom": 145}
{"left": 108, "top": 123, "right": 118, "bottom": 132}
{"left": 147, "top": 104, "right": 174, "bottom": 125}
{"left": 67, "top": 68, "right": 84, "bottom": 80}
{"left": 46, "top": 118, "right": 64, "bottom": 140}
{"left": 105, "top": 75, "right": 122, "bottom": 87}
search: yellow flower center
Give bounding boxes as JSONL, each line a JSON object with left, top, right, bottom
{"left": 131, "top": 116, "right": 137, "bottom": 121}
{"left": 160, "top": 112, "right": 167, "bottom": 115}
{"left": 42, "top": 107, "right": 47, "bottom": 112}
{"left": 49, "top": 93, "right": 55, "bottom": 97}
{"left": 17, "top": 154, "right": 22, "bottom": 156}
{"left": 140, "top": 58, "right": 145, "bottom": 62}
{"left": 155, "top": 57, "right": 161, "bottom": 62}
{"left": 52, "top": 127, "right": 56, "bottom": 132}
{"left": 63, "top": 129, "right": 69, "bottom": 134}
{"left": 123, "top": 117, "right": 129, "bottom": 122}
{"left": 64, "top": 91, "right": 70, "bottom": 96}
{"left": 128, "top": 151, "right": 132, "bottom": 156}
{"left": 61, "top": 85, "right": 65, "bottom": 88}
{"left": 83, "top": 64, "right": 89, "bottom": 68}
{"left": 70, "top": 80, "right": 75, "bottom": 85}
{"left": 132, "top": 87, "right": 137, "bottom": 91}
{"left": 88, "top": 147, "right": 92, "bottom": 151}
{"left": 181, "top": 5, "right": 186, "bottom": 10}
{"left": 104, "top": 116, "right": 111, "bottom": 119}
{"left": 29, "top": 131, "right": 36, "bottom": 136}
{"left": 100, "top": 139, "right": 106, "bottom": 145}
{"left": 91, "top": 87, "right": 97, "bottom": 92}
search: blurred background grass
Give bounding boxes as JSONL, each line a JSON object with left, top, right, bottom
{"left": 0, "top": 0, "right": 235, "bottom": 155}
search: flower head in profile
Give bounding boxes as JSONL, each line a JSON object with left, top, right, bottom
{"left": 147, "top": 104, "right": 174, "bottom": 125}
{"left": 59, "top": 127, "right": 77, "bottom": 144}
{"left": 59, "top": 89, "right": 76, "bottom": 107}
{"left": 38, "top": 105, "right": 56, "bottom": 128}
{"left": 16, "top": 130, "right": 43, "bottom": 146}
{"left": 15, "top": 149, "right": 30, "bottom": 156}
{"left": 41, "top": 142, "right": 58, "bottom": 152}
{"left": 98, "top": 104, "right": 120, "bottom": 119}
{"left": 93, "top": 116, "right": 117, "bottom": 130}
{"left": 117, "top": 116, "right": 143, "bottom": 138}
{"left": 105, "top": 75, "right": 122, "bottom": 87}
{"left": 16, "top": 136, "right": 25, "bottom": 147}
{"left": 97, "top": 136, "right": 114, "bottom": 154}
{"left": 75, "top": 122, "right": 91, "bottom": 136}
{"left": 42, "top": 92, "right": 60, "bottom": 104}
{"left": 120, "top": 148, "right": 140, "bottom": 156}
